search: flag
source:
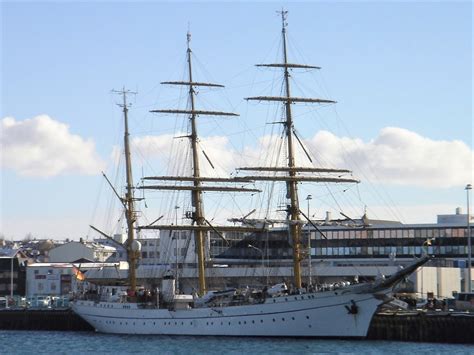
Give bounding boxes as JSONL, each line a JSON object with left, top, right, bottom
{"left": 73, "top": 266, "right": 86, "bottom": 281}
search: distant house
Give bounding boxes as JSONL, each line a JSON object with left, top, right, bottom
{"left": 25, "top": 263, "right": 75, "bottom": 297}
{"left": 0, "top": 249, "right": 31, "bottom": 297}
{"left": 25, "top": 261, "right": 125, "bottom": 297}
{"left": 48, "top": 240, "right": 116, "bottom": 263}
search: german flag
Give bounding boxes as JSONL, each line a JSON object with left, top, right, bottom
{"left": 73, "top": 266, "right": 86, "bottom": 281}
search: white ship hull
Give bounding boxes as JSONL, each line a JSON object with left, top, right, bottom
{"left": 72, "top": 289, "right": 385, "bottom": 338}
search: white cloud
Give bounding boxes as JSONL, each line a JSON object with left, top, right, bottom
{"left": 306, "top": 127, "right": 473, "bottom": 188}
{"left": 1, "top": 115, "right": 105, "bottom": 177}
{"left": 130, "top": 133, "right": 236, "bottom": 177}
{"left": 115, "top": 126, "right": 472, "bottom": 189}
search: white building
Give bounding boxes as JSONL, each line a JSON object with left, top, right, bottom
{"left": 48, "top": 240, "right": 116, "bottom": 263}
{"left": 25, "top": 263, "right": 76, "bottom": 297}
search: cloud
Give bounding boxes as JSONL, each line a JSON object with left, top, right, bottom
{"left": 129, "top": 133, "right": 236, "bottom": 177}
{"left": 306, "top": 127, "right": 473, "bottom": 188}
{"left": 126, "top": 126, "right": 472, "bottom": 189}
{"left": 1, "top": 115, "right": 105, "bottom": 177}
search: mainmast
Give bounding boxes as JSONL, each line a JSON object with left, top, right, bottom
{"left": 244, "top": 11, "right": 358, "bottom": 289}
{"left": 142, "top": 32, "right": 260, "bottom": 295}
{"left": 186, "top": 31, "right": 207, "bottom": 296}
{"left": 280, "top": 10, "right": 303, "bottom": 288}
{"left": 113, "top": 88, "right": 138, "bottom": 293}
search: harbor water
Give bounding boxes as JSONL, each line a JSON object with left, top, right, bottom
{"left": 0, "top": 331, "right": 472, "bottom": 354}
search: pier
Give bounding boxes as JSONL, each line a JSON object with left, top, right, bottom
{"left": 0, "top": 308, "right": 472, "bottom": 343}
{"left": 0, "top": 308, "right": 92, "bottom": 331}
{"left": 367, "top": 311, "right": 474, "bottom": 344}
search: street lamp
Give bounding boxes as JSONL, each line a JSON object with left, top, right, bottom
{"left": 248, "top": 244, "right": 265, "bottom": 284}
{"left": 466, "top": 184, "right": 472, "bottom": 292}
{"left": 306, "top": 195, "right": 313, "bottom": 286}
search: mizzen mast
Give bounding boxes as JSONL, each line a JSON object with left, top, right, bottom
{"left": 243, "top": 11, "right": 358, "bottom": 289}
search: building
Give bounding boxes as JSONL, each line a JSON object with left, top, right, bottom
{"left": 78, "top": 209, "right": 472, "bottom": 299}
{"left": 211, "top": 209, "right": 473, "bottom": 296}
{"left": 0, "top": 249, "right": 30, "bottom": 297}
{"left": 25, "top": 263, "right": 76, "bottom": 297}
{"left": 48, "top": 240, "right": 117, "bottom": 263}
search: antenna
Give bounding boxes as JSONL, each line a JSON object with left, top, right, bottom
{"left": 112, "top": 87, "right": 137, "bottom": 109}
{"left": 187, "top": 24, "right": 191, "bottom": 50}
{"left": 277, "top": 8, "right": 288, "bottom": 30}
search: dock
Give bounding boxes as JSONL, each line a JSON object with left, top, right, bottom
{"left": 367, "top": 311, "right": 474, "bottom": 343}
{"left": 0, "top": 308, "right": 92, "bottom": 331}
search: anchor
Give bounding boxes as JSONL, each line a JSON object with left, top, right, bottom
{"left": 345, "top": 300, "right": 359, "bottom": 315}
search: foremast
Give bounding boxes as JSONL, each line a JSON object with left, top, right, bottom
{"left": 141, "top": 32, "right": 261, "bottom": 295}
{"left": 113, "top": 88, "right": 138, "bottom": 293}
{"left": 243, "top": 11, "right": 359, "bottom": 289}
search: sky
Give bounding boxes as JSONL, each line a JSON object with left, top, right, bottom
{"left": 1, "top": 1, "right": 472, "bottom": 241}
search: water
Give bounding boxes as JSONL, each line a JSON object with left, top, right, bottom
{"left": 0, "top": 331, "right": 472, "bottom": 354}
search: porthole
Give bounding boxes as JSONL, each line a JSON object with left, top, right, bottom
{"left": 260, "top": 320, "right": 263, "bottom": 323}
{"left": 282, "top": 318, "right": 285, "bottom": 321}
{"left": 272, "top": 319, "right": 275, "bottom": 322}
{"left": 252, "top": 320, "right": 255, "bottom": 324}
{"left": 306, "top": 316, "right": 309, "bottom": 319}
{"left": 292, "top": 317, "right": 295, "bottom": 320}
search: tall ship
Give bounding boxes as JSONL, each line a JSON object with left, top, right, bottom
{"left": 72, "top": 12, "right": 430, "bottom": 337}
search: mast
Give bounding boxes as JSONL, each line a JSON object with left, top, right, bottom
{"left": 186, "top": 31, "right": 207, "bottom": 296}
{"left": 144, "top": 32, "right": 259, "bottom": 295}
{"left": 280, "top": 10, "right": 303, "bottom": 288}
{"left": 244, "top": 11, "right": 358, "bottom": 289}
{"left": 113, "top": 88, "right": 138, "bottom": 293}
